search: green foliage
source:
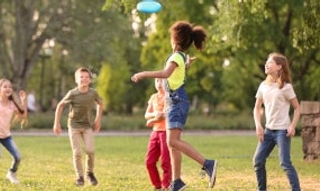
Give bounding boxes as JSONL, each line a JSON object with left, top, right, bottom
{"left": 101, "top": 114, "right": 146, "bottom": 130}
{"left": 97, "top": 56, "right": 138, "bottom": 113}
{"left": 213, "top": 0, "right": 320, "bottom": 105}
{"left": 221, "top": 56, "right": 261, "bottom": 110}
{"left": 23, "top": 112, "right": 66, "bottom": 130}
{"left": 3, "top": 0, "right": 320, "bottom": 116}
{"left": 139, "top": 1, "right": 222, "bottom": 108}
{"left": 96, "top": 64, "right": 112, "bottom": 109}
{"left": 305, "top": 64, "right": 320, "bottom": 100}
{"left": 103, "top": 0, "right": 138, "bottom": 13}
{"left": 23, "top": 110, "right": 257, "bottom": 131}
{"left": 0, "top": 135, "right": 318, "bottom": 190}
{"left": 1, "top": 0, "right": 141, "bottom": 112}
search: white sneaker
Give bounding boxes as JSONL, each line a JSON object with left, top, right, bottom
{"left": 6, "top": 171, "right": 19, "bottom": 184}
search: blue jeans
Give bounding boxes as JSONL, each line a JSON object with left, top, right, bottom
{"left": 165, "top": 85, "right": 189, "bottom": 130}
{"left": 0, "top": 136, "right": 21, "bottom": 172}
{"left": 253, "top": 129, "right": 301, "bottom": 191}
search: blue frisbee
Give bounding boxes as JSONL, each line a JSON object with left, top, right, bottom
{"left": 137, "top": 0, "right": 162, "bottom": 13}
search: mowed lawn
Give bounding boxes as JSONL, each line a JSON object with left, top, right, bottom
{"left": 0, "top": 132, "right": 319, "bottom": 191}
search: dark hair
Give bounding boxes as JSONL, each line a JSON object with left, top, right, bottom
{"left": 169, "top": 21, "right": 207, "bottom": 51}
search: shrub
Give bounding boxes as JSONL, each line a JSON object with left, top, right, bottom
{"left": 23, "top": 111, "right": 255, "bottom": 131}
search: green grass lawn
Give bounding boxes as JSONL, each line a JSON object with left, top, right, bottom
{"left": 0, "top": 134, "right": 319, "bottom": 191}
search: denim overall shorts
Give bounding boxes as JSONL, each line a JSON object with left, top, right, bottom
{"left": 165, "top": 83, "right": 190, "bottom": 130}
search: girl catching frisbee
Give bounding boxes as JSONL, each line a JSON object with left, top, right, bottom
{"left": 131, "top": 21, "right": 217, "bottom": 191}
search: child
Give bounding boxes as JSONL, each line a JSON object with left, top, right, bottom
{"left": 253, "top": 52, "right": 301, "bottom": 191}
{"left": 131, "top": 21, "right": 217, "bottom": 191}
{"left": 0, "top": 78, "right": 28, "bottom": 184}
{"left": 53, "top": 67, "right": 103, "bottom": 186}
{"left": 145, "top": 78, "right": 171, "bottom": 190}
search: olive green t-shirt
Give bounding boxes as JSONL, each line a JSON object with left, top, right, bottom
{"left": 61, "top": 87, "right": 102, "bottom": 129}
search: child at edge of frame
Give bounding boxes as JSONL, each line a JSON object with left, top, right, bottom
{"left": 0, "top": 78, "right": 28, "bottom": 184}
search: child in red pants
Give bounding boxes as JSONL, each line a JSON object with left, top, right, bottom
{"left": 145, "top": 78, "right": 171, "bottom": 190}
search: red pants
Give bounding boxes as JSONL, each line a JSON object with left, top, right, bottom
{"left": 145, "top": 131, "right": 171, "bottom": 189}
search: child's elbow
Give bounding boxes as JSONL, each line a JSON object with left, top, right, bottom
{"left": 56, "top": 102, "right": 65, "bottom": 109}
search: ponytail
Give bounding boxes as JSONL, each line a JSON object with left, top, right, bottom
{"left": 169, "top": 21, "right": 207, "bottom": 51}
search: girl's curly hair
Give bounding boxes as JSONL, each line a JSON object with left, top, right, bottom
{"left": 169, "top": 21, "right": 207, "bottom": 51}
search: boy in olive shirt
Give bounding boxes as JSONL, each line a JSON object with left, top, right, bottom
{"left": 53, "top": 67, "right": 103, "bottom": 186}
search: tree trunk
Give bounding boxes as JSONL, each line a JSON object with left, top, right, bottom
{"left": 10, "top": 0, "right": 45, "bottom": 90}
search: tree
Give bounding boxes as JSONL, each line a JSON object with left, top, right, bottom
{"left": 210, "top": 0, "right": 320, "bottom": 110}
{"left": 106, "top": 0, "right": 320, "bottom": 113}
{"left": 137, "top": 1, "right": 222, "bottom": 111}
{"left": 0, "top": 0, "right": 139, "bottom": 111}
{"left": 0, "top": 0, "right": 69, "bottom": 90}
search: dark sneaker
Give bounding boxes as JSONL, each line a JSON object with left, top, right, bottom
{"left": 86, "top": 172, "right": 98, "bottom": 186}
{"left": 75, "top": 176, "right": 84, "bottom": 186}
{"left": 169, "top": 179, "right": 186, "bottom": 191}
{"left": 202, "top": 159, "right": 218, "bottom": 188}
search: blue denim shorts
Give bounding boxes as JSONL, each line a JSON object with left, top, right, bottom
{"left": 165, "top": 85, "right": 190, "bottom": 130}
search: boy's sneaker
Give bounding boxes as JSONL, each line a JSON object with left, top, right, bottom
{"left": 75, "top": 176, "right": 84, "bottom": 186}
{"left": 86, "top": 172, "right": 98, "bottom": 186}
{"left": 169, "top": 179, "right": 186, "bottom": 191}
{"left": 202, "top": 159, "right": 218, "bottom": 188}
{"left": 6, "top": 171, "right": 19, "bottom": 184}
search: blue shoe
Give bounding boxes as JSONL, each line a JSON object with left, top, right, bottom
{"left": 202, "top": 159, "right": 218, "bottom": 188}
{"left": 169, "top": 179, "right": 187, "bottom": 191}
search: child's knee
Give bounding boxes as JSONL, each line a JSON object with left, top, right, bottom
{"left": 85, "top": 149, "right": 94, "bottom": 156}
